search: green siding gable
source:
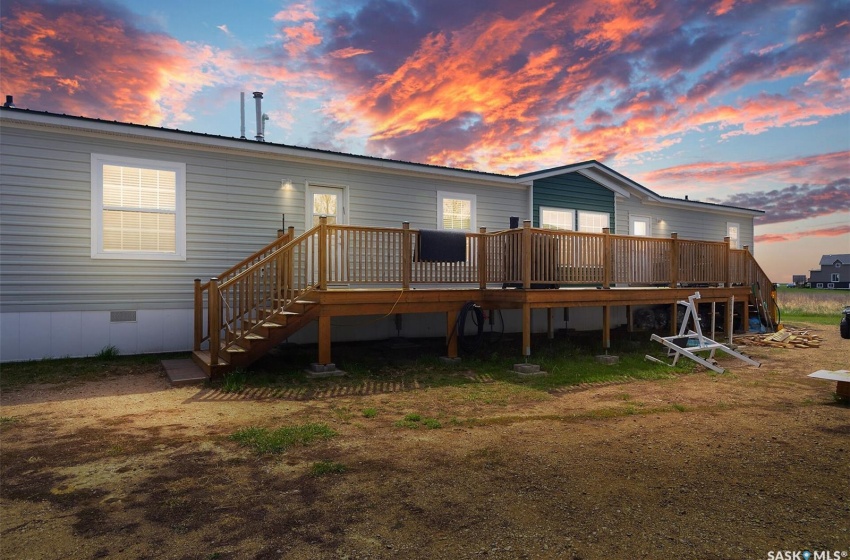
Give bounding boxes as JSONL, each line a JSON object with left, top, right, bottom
{"left": 533, "top": 172, "right": 615, "bottom": 231}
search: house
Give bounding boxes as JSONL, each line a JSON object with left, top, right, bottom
{"left": 792, "top": 275, "right": 807, "bottom": 286}
{"left": 808, "top": 255, "right": 850, "bottom": 289}
{"left": 0, "top": 106, "right": 770, "bottom": 368}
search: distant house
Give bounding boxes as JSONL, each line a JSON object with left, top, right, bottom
{"left": 791, "top": 275, "right": 807, "bottom": 286}
{"left": 808, "top": 254, "right": 850, "bottom": 289}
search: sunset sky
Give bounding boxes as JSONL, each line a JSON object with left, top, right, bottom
{"left": 1, "top": 0, "right": 848, "bottom": 282}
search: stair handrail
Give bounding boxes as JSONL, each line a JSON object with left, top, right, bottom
{"left": 211, "top": 223, "right": 323, "bottom": 359}
{"left": 194, "top": 228, "right": 295, "bottom": 352}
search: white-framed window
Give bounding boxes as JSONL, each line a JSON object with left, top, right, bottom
{"left": 831, "top": 273, "right": 840, "bottom": 282}
{"left": 727, "top": 222, "right": 740, "bottom": 249}
{"left": 629, "top": 215, "right": 651, "bottom": 236}
{"left": 816, "top": 283, "right": 824, "bottom": 288}
{"left": 540, "top": 207, "right": 575, "bottom": 231}
{"left": 827, "top": 283, "right": 835, "bottom": 289}
{"left": 91, "top": 154, "right": 186, "bottom": 260}
{"left": 577, "top": 210, "right": 610, "bottom": 233}
{"left": 437, "top": 191, "right": 476, "bottom": 231}
{"left": 836, "top": 262, "right": 842, "bottom": 268}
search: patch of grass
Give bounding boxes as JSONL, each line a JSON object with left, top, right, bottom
{"left": 422, "top": 418, "right": 442, "bottom": 429}
{"left": 95, "top": 344, "right": 120, "bottom": 360}
{"left": 0, "top": 352, "right": 187, "bottom": 390}
{"left": 221, "top": 369, "right": 248, "bottom": 393}
{"left": 229, "top": 423, "right": 336, "bottom": 454}
{"left": 672, "top": 403, "right": 687, "bottom": 412}
{"left": 394, "top": 413, "right": 442, "bottom": 429}
{"left": 310, "top": 460, "right": 347, "bottom": 476}
{"left": 779, "top": 314, "right": 838, "bottom": 326}
{"left": 361, "top": 408, "right": 377, "bottom": 418}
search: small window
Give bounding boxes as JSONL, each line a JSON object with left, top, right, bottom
{"left": 630, "top": 215, "right": 651, "bottom": 236}
{"left": 831, "top": 273, "right": 840, "bottom": 282}
{"left": 816, "top": 283, "right": 824, "bottom": 288}
{"left": 836, "top": 262, "right": 842, "bottom": 268}
{"left": 577, "top": 210, "right": 610, "bottom": 233}
{"left": 540, "top": 207, "right": 575, "bottom": 231}
{"left": 437, "top": 191, "right": 476, "bottom": 231}
{"left": 727, "top": 222, "right": 740, "bottom": 249}
{"left": 827, "top": 283, "right": 835, "bottom": 289}
{"left": 91, "top": 154, "right": 186, "bottom": 260}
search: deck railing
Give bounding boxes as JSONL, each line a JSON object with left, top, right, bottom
{"left": 195, "top": 218, "right": 775, "bottom": 356}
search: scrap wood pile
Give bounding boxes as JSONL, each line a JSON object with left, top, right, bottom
{"left": 735, "top": 328, "right": 822, "bottom": 349}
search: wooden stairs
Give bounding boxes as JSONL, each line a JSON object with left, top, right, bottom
{"left": 192, "top": 298, "right": 319, "bottom": 378}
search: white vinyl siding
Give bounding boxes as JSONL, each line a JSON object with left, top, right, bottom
{"left": 615, "top": 196, "right": 757, "bottom": 250}
{"left": 91, "top": 154, "right": 185, "bottom": 260}
{"left": 438, "top": 191, "right": 476, "bottom": 231}
{"left": 540, "top": 207, "right": 575, "bottom": 231}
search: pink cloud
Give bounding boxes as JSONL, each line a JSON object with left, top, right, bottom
{"left": 756, "top": 225, "right": 850, "bottom": 244}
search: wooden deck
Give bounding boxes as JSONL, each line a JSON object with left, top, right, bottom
{"left": 192, "top": 219, "right": 775, "bottom": 377}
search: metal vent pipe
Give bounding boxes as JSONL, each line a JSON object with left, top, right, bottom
{"left": 253, "top": 92, "right": 264, "bottom": 142}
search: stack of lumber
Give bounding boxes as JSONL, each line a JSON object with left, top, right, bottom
{"left": 735, "top": 328, "right": 822, "bottom": 349}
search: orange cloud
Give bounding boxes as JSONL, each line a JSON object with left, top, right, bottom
{"left": 273, "top": 3, "right": 318, "bottom": 23}
{"left": 0, "top": 1, "right": 225, "bottom": 127}
{"left": 755, "top": 225, "right": 850, "bottom": 244}
{"left": 329, "top": 47, "right": 373, "bottom": 59}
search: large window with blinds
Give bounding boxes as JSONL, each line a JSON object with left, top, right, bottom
{"left": 91, "top": 154, "right": 186, "bottom": 260}
{"left": 437, "top": 191, "right": 476, "bottom": 231}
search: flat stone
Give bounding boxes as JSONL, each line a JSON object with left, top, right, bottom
{"left": 440, "top": 356, "right": 462, "bottom": 364}
{"left": 305, "top": 363, "right": 346, "bottom": 378}
{"left": 162, "top": 359, "right": 208, "bottom": 387}
{"left": 513, "top": 363, "right": 547, "bottom": 376}
{"left": 595, "top": 354, "right": 620, "bottom": 365}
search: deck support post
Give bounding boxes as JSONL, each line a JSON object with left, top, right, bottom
{"left": 727, "top": 296, "right": 735, "bottom": 344}
{"left": 670, "top": 302, "right": 678, "bottom": 336}
{"left": 446, "top": 311, "right": 458, "bottom": 359}
{"left": 318, "top": 315, "right": 332, "bottom": 364}
{"left": 626, "top": 305, "right": 633, "bottom": 332}
{"left": 602, "top": 305, "right": 611, "bottom": 349}
{"left": 547, "top": 307, "right": 555, "bottom": 339}
{"left": 522, "top": 304, "right": 532, "bottom": 357}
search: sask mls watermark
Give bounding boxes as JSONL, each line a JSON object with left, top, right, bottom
{"left": 767, "top": 551, "right": 848, "bottom": 560}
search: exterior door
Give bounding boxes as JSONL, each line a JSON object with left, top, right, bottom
{"left": 306, "top": 184, "right": 347, "bottom": 285}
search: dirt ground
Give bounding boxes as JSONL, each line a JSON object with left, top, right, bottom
{"left": 2, "top": 324, "right": 849, "bottom": 560}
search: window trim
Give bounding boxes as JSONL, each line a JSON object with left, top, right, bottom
{"left": 91, "top": 154, "right": 186, "bottom": 261}
{"left": 831, "top": 273, "right": 840, "bottom": 282}
{"left": 540, "top": 206, "right": 575, "bottom": 231}
{"left": 437, "top": 191, "right": 476, "bottom": 231}
{"left": 577, "top": 210, "right": 610, "bottom": 234}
